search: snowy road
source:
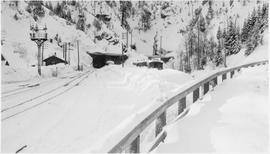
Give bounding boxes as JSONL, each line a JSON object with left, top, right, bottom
{"left": 155, "top": 65, "right": 269, "bottom": 152}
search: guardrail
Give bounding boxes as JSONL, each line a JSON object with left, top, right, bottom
{"left": 108, "top": 60, "right": 268, "bottom": 153}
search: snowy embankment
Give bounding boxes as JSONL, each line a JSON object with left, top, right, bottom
{"left": 191, "top": 29, "right": 269, "bottom": 79}
{"left": 227, "top": 29, "right": 269, "bottom": 67}
{"left": 155, "top": 64, "right": 268, "bottom": 153}
{"left": 1, "top": 66, "right": 192, "bottom": 153}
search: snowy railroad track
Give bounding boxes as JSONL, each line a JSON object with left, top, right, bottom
{"left": 2, "top": 77, "right": 69, "bottom": 98}
{"left": 1, "top": 73, "right": 84, "bottom": 98}
{"left": 1, "top": 70, "right": 92, "bottom": 121}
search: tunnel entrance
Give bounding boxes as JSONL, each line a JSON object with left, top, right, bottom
{"left": 87, "top": 52, "right": 128, "bottom": 68}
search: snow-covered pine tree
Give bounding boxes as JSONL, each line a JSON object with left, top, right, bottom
{"left": 206, "top": 0, "right": 214, "bottom": 25}
{"left": 216, "top": 26, "right": 222, "bottom": 47}
{"left": 224, "top": 17, "right": 240, "bottom": 55}
{"left": 235, "top": 25, "right": 241, "bottom": 52}
{"left": 120, "top": 1, "right": 132, "bottom": 30}
{"left": 261, "top": 3, "right": 269, "bottom": 28}
{"left": 76, "top": 10, "right": 86, "bottom": 32}
{"left": 246, "top": 9, "right": 257, "bottom": 38}
{"left": 241, "top": 19, "right": 249, "bottom": 43}
{"left": 140, "top": 8, "right": 152, "bottom": 31}
{"left": 208, "top": 36, "right": 217, "bottom": 61}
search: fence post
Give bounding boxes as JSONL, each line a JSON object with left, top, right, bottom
{"left": 156, "top": 111, "right": 166, "bottom": 137}
{"left": 193, "top": 88, "right": 200, "bottom": 103}
{"left": 199, "top": 86, "right": 204, "bottom": 99}
{"left": 178, "top": 97, "right": 186, "bottom": 115}
{"left": 222, "top": 73, "right": 227, "bottom": 81}
{"left": 230, "top": 70, "right": 234, "bottom": 78}
{"left": 203, "top": 82, "right": 209, "bottom": 95}
{"left": 128, "top": 135, "right": 140, "bottom": 153}
{"left": 213, "top": 77, "right": 218, "bottom": 86}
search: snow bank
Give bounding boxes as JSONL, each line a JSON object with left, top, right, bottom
{"left": 1, "top": 65, "right": 193, "bottom": 153}
{"left": 227, "top": 29, "right": 269, "bottom": 67}
{"left": 155, "top": 65, "right": 268, "bottom": 153}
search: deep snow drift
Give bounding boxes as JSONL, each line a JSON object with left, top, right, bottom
{"left": 1, "top": 66, "right": 193, "bottom": 153}
{"left": 155, "top": 64, "right": 269, "bottom": 153}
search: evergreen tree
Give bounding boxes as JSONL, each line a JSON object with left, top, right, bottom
{"left": 140, "top": 8, "right": 152, "bottom": 31}
{"left": 241, "top": 19, "right": 249, "bottom": 42}
{"left": 216, "top": 26, "right": 222, "bottom": 52}
{"left": 206, "top": 1, "right": 214, "bottom": 24}
{"left": 31, "top": 1, "right": 45, "bottom": 18}
{"left": 54, "top": 2, "right": 62, "bottom": 16}
{"left": 66, "top": 10, "right": 72, "bottom": 21}
{"left": 120, "top": 1, "right": 132, "bottom": 30}
{"left": 216, "top": 26, "right": 222, "bottom": 40}
{"left": 48, "top": 1, "right": 53, "bottom": 11}
{"left": 261, "top": 3, "right": 269, "bottom": 27}
{"left": 198, "top": 15, "right": 206, "bottom": 32}
{"left": 224, "top": 18, "right": 236, "bottom": 55}
{"left": 76, "top": 11, "right": 85, "bottom": 32}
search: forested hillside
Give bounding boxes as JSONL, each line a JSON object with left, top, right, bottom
{"left": 1, "top": 0, "right": 269, "bottom": 81}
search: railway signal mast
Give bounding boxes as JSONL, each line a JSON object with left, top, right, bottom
{"left": 30, "top": 23, "right": 48, "bottom": 76}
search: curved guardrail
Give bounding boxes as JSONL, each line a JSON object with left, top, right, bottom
{"left": 108, "top": 60, "right": 268, "bottom": 153}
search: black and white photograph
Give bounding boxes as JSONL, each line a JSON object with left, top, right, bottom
{"left": 1, "top": 0, "right": 269, "bottom": 153}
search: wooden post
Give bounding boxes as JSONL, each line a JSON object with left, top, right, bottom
{"left": 224, "top": 49, "right": 227, "bottom": 67}
{"left": 230, "top": 70, "right": 234, "bottom": 78}
{"left": 63, "top": 44, "right": 65, "bottom": 59}
{"left": 41, "top": 43, "right": 44, "bottom": 66}
{"left": 213, "top": 76, "right": 218, "bottom": 86}
{"left": 199, "top": 86, "right": 204, "bottom": 99}
{"left": 37, "top": 43, "right": 41, "bottom": 75}
{"left": 222, "top": 73, "right": 227, "bottom": 81}
{"left": 160, "top": 35, "right": 162, "bottom": 53}
{"left": 156, "top": 111, "right": 166, "bottom": 137}
{"left": 121, "top": 10, "right": 124, "bottom": 68}
{"left": 193, "top": 88, "right": 200, "bottom": 103}
{"left": 130, "top": 30, "right": 132, "bottom": 51}
{"left": 178, "top": 97, "right": 186, "bottom": 115}
{"left": 68, "top": 42, "right": 70, "bottom": 64}
{"left": 77, "top": 40, "right": 80, "bottom": 71}
{"left": 126, "top": 30, "right": 128, "bottom": 53}
{"left": 197, "top": 16, "right": 200, "bottom": 70}
{"left": 203, "top": 82, "right": 209, "bottom": 94}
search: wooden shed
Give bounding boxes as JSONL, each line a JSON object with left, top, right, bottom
{"left": 87, "top": 52, "right": 128, "bottom": 68}
{"left": 43, "top": 55, "right": 67, "bottom": 66}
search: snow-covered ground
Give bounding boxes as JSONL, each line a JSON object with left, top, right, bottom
{"left": 1, "top": 65, "right": 193, "bottom": 153}
{"left": 227, "top": 29, "right": 269, "bottom": 67}
{"left": 154, "top": 64, "right": 269, "bottom": 153}
{"left": 1, "top": 0, "right": 269, "bottom": 153}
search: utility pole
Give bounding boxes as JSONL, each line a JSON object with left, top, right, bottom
{"left": 126, "top": 29, "right": 128, "bottom": 53}
{"left": 62, "top": 43, "right": 65, "bottom": 60}
{"left": 121, "top": 6, "right": 125, "bottom": 68}
{"left": 197, "top": 18, "right": 200, "bottom": 70}
{"left": 160, "top": 35, "right": 162, "bottom": 54}
{"left": 41, "top": 43, "right": 44, "bottom": 66}
{"left": 68, "top": 42, "right": 71, "bottom": 65}
{"left": 130, "top": 30, "right": 132, "bottom": 51}
{"left": 65, "top": 42, "right": 67, "bottom": 62}
{"left": 30, "top": 24, "right": 47, "bottom": 76}
{"left": 77, "top": 40, "right": 80, "bottom": 71}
